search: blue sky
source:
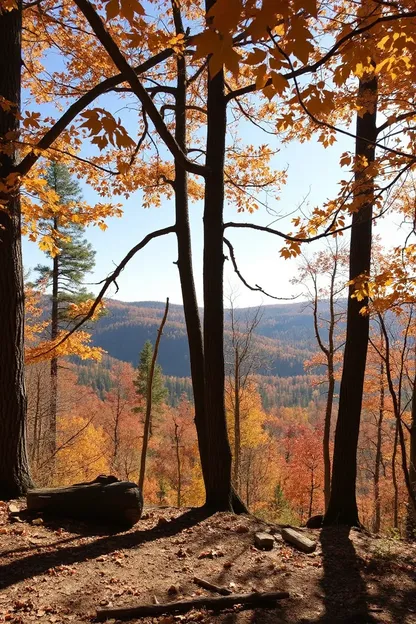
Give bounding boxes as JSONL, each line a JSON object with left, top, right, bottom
{"left": 22, "top": 23, "right": 405, "bottom": 309}
{"left": 23, "top": 126, "right": 403, "bottom": 307}
{"left": 23, "top": 132, "right": 354, "bottom": 307}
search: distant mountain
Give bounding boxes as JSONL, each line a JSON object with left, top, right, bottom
{"left": 88, "top": 299, "right": 324, "bottom": 378}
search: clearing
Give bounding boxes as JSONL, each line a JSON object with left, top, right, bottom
{"left": 0, "top": 504, "right": 415, "bottom": 624}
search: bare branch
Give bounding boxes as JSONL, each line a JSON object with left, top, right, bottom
{"left": 223, "top": 237, "right": 298, "bottom": 301}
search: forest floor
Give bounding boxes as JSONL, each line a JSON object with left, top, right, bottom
{"left": 0, "top": 503, "right": 415, "bottom": 624}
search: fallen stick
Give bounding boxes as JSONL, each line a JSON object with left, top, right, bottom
{"left": 96, "top": 590, "right": 289, "bottom": 621}
{"left": 193, "top": 576, "right": 232, "bottom": 596}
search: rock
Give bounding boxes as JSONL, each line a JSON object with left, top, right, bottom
{"left": 8, "top": 503, "right": 20, "bottom": 515}
{"left": 281, "top": 527, "right": 317, "bottom": 553}
{"left": 235, "top": 524, "right": 249, "bottom": 534}
{"left": 254, "top": 532, "right": 274, "bottom": 550}
{"left": 306, "top": 514, "right": 324, "bottom": 529}
{"left": 32, "top": 518, "right": 44, "bottom": 526}
{"left": 167, "top": 584, "right": 180, "bottom": 595}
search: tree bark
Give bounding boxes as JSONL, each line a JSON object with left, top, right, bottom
{"left": 49, "top": 218, "right": 59, "bottom": 469}
{"left": 233, "top": 349, "right": 241, "bottom": 491}
{"left": 138, "top": 299, "right": 169, "bottom": 491}
{"left": 171, "top": 10, "right": 209, "bottom": 491}
{"left": 407, "top": 372, "right": 416, "bottom": 538}
{"left": 27, "top": 477, "right": 143, "bottom": 527}
{"left": 324, "top": 75, "right": 378, "bottom": 526}
{"left": 0, "top": 0, "right": 33, "bottom": 500}
{"left": 174, "top": 420, "right": 181, "bottom": 507}
{"left": 202, "top": 6, "right": 232, "bottom": 509}
{"left": 373, "top": 359, "right": 384, "bottom": 534}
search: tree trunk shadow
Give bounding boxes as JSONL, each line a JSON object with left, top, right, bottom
{"left": 318, "top": 526, "right": 377, "bottom": 623}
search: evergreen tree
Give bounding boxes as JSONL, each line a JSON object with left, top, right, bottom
{"left": 34, "top": 163, "right": 96, "bottom": 467}
{"left": 133, "top": 340, "right": 167, "bottom": 421}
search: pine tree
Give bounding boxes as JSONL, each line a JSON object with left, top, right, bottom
{"left": 34, "top": 163, "right": 96, "bottom": 468}
{"left": 133, "top": 340, "right": 167, "bottom": 421}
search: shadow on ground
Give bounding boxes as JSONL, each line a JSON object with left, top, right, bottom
{"left": 0, "top": 507, "right": 212, "bottom": 591}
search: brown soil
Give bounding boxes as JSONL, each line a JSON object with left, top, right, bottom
{"left": 0, "top": 502, "right": 415, "bottom": 624}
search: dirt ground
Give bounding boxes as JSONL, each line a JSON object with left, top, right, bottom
{"left": 0, "top": 502, "right": 415, "bottom": 624}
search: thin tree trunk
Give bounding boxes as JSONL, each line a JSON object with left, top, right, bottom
{"left": 392, "top": 420, "right": 399, "bottom": 530}
{"left": 49, "top": 224, "right": 59, "bottom": 469}
{"left": 373, "top": 360, "right": 384, "bottom": 534}
{"left": 0, "top": 0, "right": 33, "bottom": 500}
{"left": 324, "top": 75, "right": 378, "bottom": 526}
{"left": 174, "top": 420, "right": 181, "bottom": 507}
{"left": 171, "top": 1, "right": 246, "bottom": 513}
{"left": 233, "top": 349, "right": 241, "bottom": 491}
{"left": 324, "top": 363, "right": 335, "bottom": 510}
{"left": 202, "top": 33, "right": 232, "bottom": 509}
{"left": 407, "top": 373, "right": 416, "bottom": 538}
{"left": 138, "top": 298, "right": 169, "bottom": 492}
{"left": 171, "top": 9, "right": 208, "bottom": 489}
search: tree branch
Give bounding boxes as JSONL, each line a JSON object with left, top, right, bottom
{"left": 72, "top": 0, "right": 207, "bottom": 177}
{"left": 17, "top": 48, "right": 174, "bottom": 177}
{"left": 33, "top": 225, "right": 176, "bottom": 358}
{"left": 223, "top": 237, "right": 298, "bottom": 301}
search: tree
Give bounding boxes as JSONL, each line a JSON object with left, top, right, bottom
{"left": 0, "top": 0, "right": 33, "bottom": 499}
{"left": 225, "top": 295, "right": 263, "bottom": 494}
{"left": 137, "top": 299, "right": 169, "bottom": 492}
{"left": 34, "top": 162, "right": 96, "bottom": 463}
{"left": 294, "top": 243, "right": 347, "bottom": 511}
{"left": 324, "top": 72, "right": 378, "bottom": 527}
{"left": 133, "top": 339, "right": 168, "bottom": 430}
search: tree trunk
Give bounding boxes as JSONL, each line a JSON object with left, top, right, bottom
{"left": 407, "top": 374, "right": 416, "bottom": 538}
{"left": 233, "top": 349, "right": 241, "bottom": 491}
{"left": 373, "top": 360, "right": 384, "bottom": 534}
{"left": 392, "top": 420, "right": 399, "bottom": 530}
{"left": 49, "top": 226, "right": 59, "bottom": 470}
{"left": 323, "top": 364, "right": 334, "bottom": 511}
{"left": 202, "top": 16, "right": 232, "bottom": 509}
{"left": 172, "top": 23, "right": 209, "bottom": 490}
{"left": 138, "top": 299, "right": 169, "bottom": 491}
{"left": 324, "top": 75, "right": 378, "bottom": 526}
{"left": 174, "top": 420, "right": 181, "bottom": 507}
{"left": 0, "top": 0, "right": 33, "bottom": 500}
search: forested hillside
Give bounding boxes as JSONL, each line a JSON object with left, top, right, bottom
{"left": 88, "top": 299, "right": 320, "bottom": 377}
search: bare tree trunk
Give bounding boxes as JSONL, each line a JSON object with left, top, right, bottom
{"left": 49, "top": 223, "right": 59, "bottom": 472}
{"left": 174, "top": 420, "right": 182, "bottom": 507}
{"left": 392, "top": 420, "right": 399, "bottom": 530}
{"left": 171, "top": 1, "right": 246, "bottom": 513}
{"left": 171, "top": 11, "right": 208, "bottom": 489}
{"left": 407, "top": 374, "right": 416, "bottom": 538}
{"left": 138, "top": 298, "right": 169, "bottom": 492}
{"left": 325, "top": 75, "right": 378, "bottom": 526}
{"left": 203, "top": 53, "right": 232, "bottom": 510}
{"left": 233, "top": 350, "right": 241, "bottom": 491}
{"left": 373, "top": 360, "right": 384, "bottom": 533}
{"left": 0, "top": 0, "right": 33, "bottom": 499}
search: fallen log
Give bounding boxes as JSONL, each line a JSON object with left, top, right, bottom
{"left": 193, "top": 576, "right": 232, "bottom": 595}
{"left": 26, "top": 476, "right": 143, "bottom": 528}
{"left": 96, "top": 590, "right": 289, "bottom": 621}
